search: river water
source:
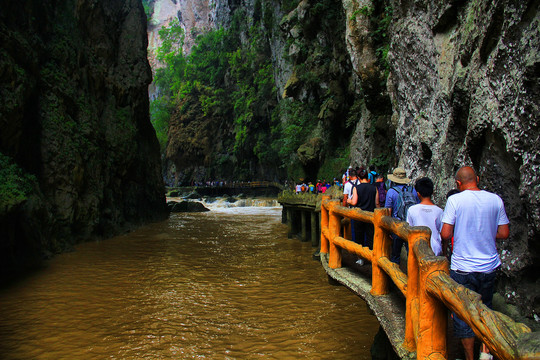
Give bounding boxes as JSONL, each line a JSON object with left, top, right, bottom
{"left": 0, "top": 200, "right": 379, "bottom": 359}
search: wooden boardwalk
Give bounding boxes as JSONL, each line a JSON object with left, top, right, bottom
{"left": 278, "top": 189, "right": 539, "bottom": 360}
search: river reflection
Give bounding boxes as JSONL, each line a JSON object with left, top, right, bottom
{"left": 0, "top": 204, "right": 379, "bottom": 359}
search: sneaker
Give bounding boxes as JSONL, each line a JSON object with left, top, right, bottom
{"left": 479, "top": 352, "right": 493, "bottom": 360}
{"left": 356, "top": 259, "right": 365, "bottom": 266}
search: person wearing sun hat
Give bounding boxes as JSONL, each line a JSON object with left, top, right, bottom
{"left": 384, "top": 167, "right": 419, "bottom": 264}
{"left": 387, "top": 167, "right": 410, "bottom": 184}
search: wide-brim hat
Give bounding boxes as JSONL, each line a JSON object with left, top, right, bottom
{"left": 387, "top": 167, "right": 411, "bottom": 184}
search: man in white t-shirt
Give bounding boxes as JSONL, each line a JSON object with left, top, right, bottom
{"left": 441, "top": 166, "right": 509, "bottom": 360}
{"left": 342, "top": 168, "right": 359, "bottom": 207}
{"left": 406, "top": 177, "right": 443, "bottom": 255}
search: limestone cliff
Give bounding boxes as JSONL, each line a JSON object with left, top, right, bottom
{"left": 157, "top": 0, "right": 358, "bottom": 184}
{"left": 385, "top": 0, "right": 539, "bottom": 322}
{"left": 147, "top": 0, "right": 217, "bottom": 74}
{"left": 338, "top": 0, "right": 539, "bottom": 325}
{"left": 0, "top": 0, "right": 167, "bottom": 279}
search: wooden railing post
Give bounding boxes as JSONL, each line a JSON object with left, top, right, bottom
{"left": 286, "top": 206, "right": 293, "bottom": 238}
{"left": 320, "top": 197, "right": 330, "bottom": 254}
{"left": 404, "top": 231, "right": 422, "bottom": 351}
{"left": 371, "top": 208, "right": 391, "bottom": 296}
{"left": 301, "top": 210, "right": 308, "bottom": 242}
{"left": 416, "top": 240, "right": 448, "bottom": 360}
{"left": 310, "top": 211, "right": 318, "bottom": 247}
{"left": 328, "top": 202, "right": 342, "bottom": 269}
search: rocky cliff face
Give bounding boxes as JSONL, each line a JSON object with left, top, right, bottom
{"left": 342, "top": 0, "right": 538, "bottom": 324}
{"left": 147, "top": 0, "right": 217, "bottom": 70}
{"left": 158, "top": 0, "right": 360, "bottom": 184}
{"left": 381, "top": 0, "right": 539, "bottom": 322}
{"left": 0, "top": 0, "right": 167, "bottom": 279}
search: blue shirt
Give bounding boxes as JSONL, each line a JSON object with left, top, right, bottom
{"left": 384, "top": 184, "right": 419, "bottom": 218}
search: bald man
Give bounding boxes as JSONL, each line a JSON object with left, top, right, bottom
{"left": 441, "top": 166, "right": 509, "bottom": 360}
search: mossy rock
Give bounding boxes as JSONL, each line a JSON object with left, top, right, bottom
{"left": 168, "top": 201, "right": 210, "bottom": 213}
{"left": 183, "top": 191, "right": 201, "bottom": 200}
{"left": 226, "top": 196, "right": 238, "bottom": 203}
{"left": 204, "top": 196, "right": 217, "bottom": 204}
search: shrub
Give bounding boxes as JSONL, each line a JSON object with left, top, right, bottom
{"left": 0, "top": 153, "right": 37, "bottom": 214}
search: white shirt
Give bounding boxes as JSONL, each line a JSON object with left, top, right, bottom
{"left": 441, "top": 190, "right": 509, "bottom": 272}
{"left": 343, "top": 179, "right": 359, "bottom": 197}
{"left": 407, "top": 204, "right": 444, "bottom": 256}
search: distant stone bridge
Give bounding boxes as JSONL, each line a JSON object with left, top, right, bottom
{"left": 171, "top": 181, "right": 285, "bottom": 197}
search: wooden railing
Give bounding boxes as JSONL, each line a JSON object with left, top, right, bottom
{"left": 320, "top": 196, "right": 537, "bottom": 360}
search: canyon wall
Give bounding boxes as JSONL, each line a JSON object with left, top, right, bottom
{"left": 0, "top": 0, "right": 167, "bottom": 279}
{"left": 383, "top": 0, "right": 539, "bottom": 321}
{"left": 341, "top": 0, "right": 538, "bottom": 324}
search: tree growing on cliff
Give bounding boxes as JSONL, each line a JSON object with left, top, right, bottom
{"left": 152, "top": 9, "right": 282, "bottom": 182}
{"left": 150, "top": 19, "right": 186, "bottom": 150}
{"left": 155, "top": 19, "right": 186, "bottom": 97}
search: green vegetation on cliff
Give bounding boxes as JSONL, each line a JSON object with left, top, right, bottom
{"left": 151, "top": 0, "right": 362, "bottom": 184}
{"left": 0, "top": 153, "right": 36, "bottom": 214}
{"left": 152, "top": 9, "right": 281, "bottom": 181}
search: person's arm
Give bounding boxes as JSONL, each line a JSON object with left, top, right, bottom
{"left": 384, "top": 188, "right": 391, "bottom": 208}
{"left": 440, "top": 223, "right": 454, "bottom": 242}
{"left": 348, "top": 187, "right": 358, "bottom": 206}
{"left": 496, "top": 224, "right": 509, "bottom": 239}
{"left": 384, "top": 188, "right": 394, "bottom": 214}
{"left": 342, "top": 183, "right": 350, "bottom": 206}
{"left": 496, "top": 199, "right": 510, "bottom": 240}
{"left": 440, "top": 223, "right": 454, "bottom": 257}
{"left": 375, "top": 188, "right": 380, "bottom": 208}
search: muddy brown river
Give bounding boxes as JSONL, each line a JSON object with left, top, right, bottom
{"left": 0, "top": 202, "right": 379, "bottom": 359}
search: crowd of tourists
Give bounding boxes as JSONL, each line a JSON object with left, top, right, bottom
{"left": 331, "top": 164, "right": 508, "bottom": 360}
{"left": 294, "top": 179, "right": 341, "bottom": 194}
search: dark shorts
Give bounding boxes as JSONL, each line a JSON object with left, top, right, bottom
{"left": 450, "top": 269, "right": 498, "bottom": 338}
{"left": 353, "top": 221, "right": 374, "bottom": 249}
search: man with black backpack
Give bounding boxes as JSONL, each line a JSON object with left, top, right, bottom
{"left": 384, "top": 168, "right": 419, "bottom": 264}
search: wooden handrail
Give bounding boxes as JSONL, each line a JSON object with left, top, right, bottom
{"left": 319, "top": 195, "right": 535, "bottom": 360}
{"left": 377, "top": 256, "right": 407, "bottom": 296}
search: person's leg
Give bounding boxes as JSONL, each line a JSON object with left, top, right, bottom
{"left": 477, "top": 270, "right": 497, "bottom": 308}
{"left": 450, "top": 270, "right": 478, "bottom": 360}
{"left": 390, "top": 234, "right": 403, "bottom": 263}
{"left": 477, "top": 270, "right": 498, "bottom": 358}
{"left": 365, "top": 223, "right": 374, "bottom": 250}
{"left": 356, "top": 221, "right": 367, "bottom": 246}
{"left": 461, "top": 337, "right": 475, "bottom": 360}
{"left": 354, "top": 221, "right": 366, "bottom": 265}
